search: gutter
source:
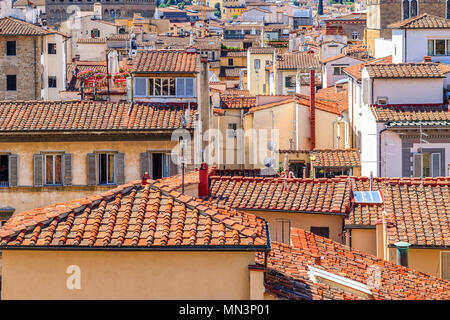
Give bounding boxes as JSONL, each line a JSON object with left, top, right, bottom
{"left": 238, "top": 207, "right": 348, "bottom": 216}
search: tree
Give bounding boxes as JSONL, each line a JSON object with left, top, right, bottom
{"left": 177, "top": 1, "right": 185, "bottom": 9}
{"left": 214, "top": 2, "right": 221, "bottom": 18}
{"left": 317, "top": 0, "right": 323, "bottom": 15}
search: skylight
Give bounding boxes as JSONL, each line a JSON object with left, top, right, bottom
{"left": 353, "top": 191, "right": 383, "bottom": 204}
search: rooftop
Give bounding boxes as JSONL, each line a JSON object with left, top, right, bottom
{"left": 0, "top": 16, "right": 67, "bottom": 37}
{"left": 369, "top": 104, "right": 450, "bottom": 124}
{"left": 388, "top": 13, "right": 450, "bottom": 29}
{"left": 364, "top": 63, "right": 445, "bottom": 79}
{"left": 132, "top": 49, "right": 199, "bottom": 73}
{"left": 277, "top": 51, "right": 320, "bottom": 70}
{"left": 310, "top": 149, "right": 360, "bottom": 168}
{"left": 0, "top": 180, "right": 268, "bottom": 250}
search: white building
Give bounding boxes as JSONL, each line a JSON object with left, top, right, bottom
{"left": 321, "top": 54, "right": 364, "bottom": 88}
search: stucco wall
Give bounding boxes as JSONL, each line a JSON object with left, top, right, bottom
{"left": 388, "top": 247, "right": 448, "bottom": 279}
{"left": 1, "top": 250, "right": 256, "bottom": 300}
{"left": 243, "top": 210, "right": 345, "bottom": 244}
{"left": 348, "top": 228, "right": 376, "bottom": 256}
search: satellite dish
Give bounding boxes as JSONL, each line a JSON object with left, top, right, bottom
{"left": 263, "top": 157, "right": 273, "bottom": 168}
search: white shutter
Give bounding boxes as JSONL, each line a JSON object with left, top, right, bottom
{"left": 185, "top": 78, "right": 194, "bottom": 97}
{"left": 176, "top": 78, "right": 185, "bottom": 96}
{"left": 431, "top": 153, "right": 441, "bottom": 177}
{"left": 134, "top": 77, "right": 147, "bottom": 97}
{"left": 413, "top": 154, "right": 422, "bottom": 177}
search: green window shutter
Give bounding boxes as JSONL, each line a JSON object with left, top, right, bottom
{"left": 140, "top": 152, "right": 150, "bottom": 177}
{"left": 115, "top": 152, "right": 125, "bottom": 185}
{"left": 86, "top": 153, "right": 97, "bottom": 186}
{"left": 9, "top": 154, "right": 18, "bottom": 187}
{"left": 63, "top": 153, "right": 72, "bottom": 186}
{"left": 33, "top": 154, "right": 43, "bottom": 187}
{"left": 285, "top": 76, "right": 291, "bottom": 88}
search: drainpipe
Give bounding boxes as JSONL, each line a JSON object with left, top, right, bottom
{"left": 395, "top": 241, "right": 410, "bottom": 268}
{"left": 34, "top": 38, "right": 37, "bottom": 100}
{"left": 310, "top": 69, "right": 316, "bottom": 150}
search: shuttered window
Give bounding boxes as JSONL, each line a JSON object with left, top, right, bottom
{"left": 87, "top": 152, "right": 125, "bottom": 186}
{"left": 33, "top": 154, "right": 44, "bottom": 187}
{"left": 176, "top": 78, "right": 194, "bottom": 97}
{"left": 45, "top": 154, "right": 62, "bottom": 185}
{"left": 273, "top": 218, "right": 290, "bottom": 244}
{"left": 168, "top": 152, "right": 179, "bottom": 176}
{"left": 8, "top": 154, "right": 18, "bottom": 187}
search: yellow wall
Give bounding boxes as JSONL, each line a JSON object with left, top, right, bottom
{"left": 0, "top": 139, "right": 177, "bottom": 212}
{"left": 347, "top": 228, "right": 376, "bottom": 256}
{"left": 388, "top": 247, "right": 449, "bottom": 279}
{"left": 242, "top": 210, "right": 345, "bottom": 244}
{"left": 247, "top": 53, "right": 273, "bottom": 96}
{"left": 1, "top": 250, "right": 256, "bottom": 300}
{"left": 220, "top": 55, "right": 247, "bottom": 67}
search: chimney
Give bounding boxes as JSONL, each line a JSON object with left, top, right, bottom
{"left": 423, "top": 56, "right": 432, "bottom": 63}
{"left": 141, "top": 172, "right": 150, "bottom": 185}
{"left": 198, "top": 51, "right": 210, "bottom": 163}
{"left": 198, "top": 162, "right": 209, "bottom": 198}
{"left": 310, "top": 69, "right": 316, "bottom": 150}
{"left": 395, "top": 241, "right": 411, "bottom": 268}
{"left": 375, "top": 211, "right": 388, "bottom": 260}
{"left": 335, "top": 83, "right": 343, "bottom": 92}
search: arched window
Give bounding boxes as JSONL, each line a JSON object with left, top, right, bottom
{"left": 110, "top": 9, "right": 115, "bottom": 21}
{"left": 403, "top": 0, "right": 418, "bottom": 19}
{"left": 447, "top": 0, "right": 450, "bottom": 19}
{"left": 116, "top": 10, "right": 121, "bottom": 18}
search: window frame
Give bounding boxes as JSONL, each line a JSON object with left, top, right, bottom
{"left": 98, "top": 152, "right": 116, "bottom": 185}
{"left": 48, "top": 76, "right": 57, "bottom": 88}
{"left": 6, "top": 74, "right": 16, "bottom": 91}
{"left": 43, "top": 153, "right": 63, "bottom": 186}
{"left": 0, "top": 153, "right": 9, "bottom": 187}
{"left": 48, "top": 43, "right": 57, "bottom": 55}
{"left": 427, "top": 39, "right": 450, "bottom": 56}
{"left": 6, "top": 41, "right": 16, "bottom": 56}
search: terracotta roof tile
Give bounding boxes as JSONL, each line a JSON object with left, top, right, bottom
{"left": 259, "top": 229, "right": 450, "bottom": 300}
{"left": 310, "top": 149, "right": 360, "bottom": 168}
{"left": 77, "top": 37, "right": 106, "bottom": 44}
{"left": 365, "top": 63, "right": 445, "bottom": 79}
{"left": 388, "top": 13, "right": 450, "bottom": 29}
{"left": 249, "top": 47, "right": 276, "bottom": 54}
{"left": 277, "top": 51, "right": 320, "bottom": 70}
{"left": 0, "top": 181, "right": 268, "bottom": 249}
{"left": 0, "top": 16, "right": 58, "bottom": 36}
{"left": 343, "top": 56, "right": 392, "bottom": 81}
{"left": 220, "top": 95, "right": 256, "bottom": 109}
{"left": 132, "top": 49, "right": 199, "bottom": 73}
{"left": 369, "top": 104, "right": 450, "bottom": 122}
{"left": 0, "top": 101, "right": 196, "bottom": 132}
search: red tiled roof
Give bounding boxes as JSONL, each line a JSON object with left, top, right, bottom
{"left": 249, "top": 98, "right": 294, "bottom": 112}
{"left": 132, "top": 50, "right": 199, "bottom": 73}
{"left": 346, "top": 177, "right": 450, "bottom": 248}
{"left": 249, "top": 47, "right": 276, "bottom": 54}
{"left": 310, "top": 149, "right": 360, "bottom": 168}
{"left": 277, "top": 51, "right": 320, "bottom": 70}
{"left": 321, "top": 53, "right": 364, "bottom": 64}
{"left": 0, "top": 181, "right": 268, "bottom": 249}
{"left": 364, "top": 63, "right": 445, "bottom": 79}
{"left": 259, "top": 229, "right": 450, "bottom": 300}
{"left": 296, "top": 94, "right": 343, "bottom": 115}
{"left": 220, "top": 95, "right": 256, "bottom": 109}
{"left": 315, "top": 83, "right": 349, "bottom": 113}
{"left": 388, "top": 13, "right": 450, "bottom": 29}
{"left": 0, "top": 16, "right": 66, "bottom": 36}
{"left": 206, "top": 176, "right": 352, "bottom": 214}
{"left": 369, "top": 104, "right": 450, "bottom": 122}
{"left": 343, "top": 56, "right": 392, "bottom": 81}
{"left": 0, "top": 101, "right": 196, "bottom": 132}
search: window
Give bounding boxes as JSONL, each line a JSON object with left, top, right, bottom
{"left": 285, "top": 76, "right": 295, "bottom": 88}
{"left": 176, "top": 78, "right": 194, "bottom": 97}
{"left": 228, "top": 58, "right": 234, "bottom": 66}
{"left": 448, "top": 0, "right": 450, "bottom": 19}
{"left": 91, "top": 29, "right": 100, "bottom": 38}
{"left": 376, "top": 97, "right": 388, "bottom": 105}
{"left": 0, "top": 155, "right": 8, "bottom": 187}
{"left": 151, "top": 153, "right": 168, "bottom": 179}
{"left": 413, "top": 151, "right": 441, "bottom": 177}
{"left": 7, "top": 75, "right": 16, "bottom": 91}
{"left": 48, "top": 76, "right": 57, "bottom": 88}
{"left": 98, "top": 153, "right": 115, "bottom": 184}
{"left": 44, "top": 154, "right": 62, "bottom": 185}
{"left": 227, "top": 123, "right": 237, "bottom": 138}
{"left": 134, "top": 77, "right": 147, "bottom": 96}
{"left": 403, "top": 0, "right": 418, "bottom": 19}
{"left": 48, "top": 43, "right": 56, "bottom": 54}
{"left": 254, "top": 59, "right": 260, "bottom": 70}
{"left": 6, "top": 41, "right": 16, "bottom": 56}
{"left": 310, "top": 227, "right": 330, "bottom": 238}
{"left": 351, "top": 31, "right": 358, "bottom": 40}
{"left": 333, "top": 66, "right": 347, "bottom": 75}
{"left": 427, "top": 39, "right": 450, "bottom": 56}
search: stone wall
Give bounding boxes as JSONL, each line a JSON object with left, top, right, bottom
{"left": 0, "top": 35, "right": 42, "bottom": 100}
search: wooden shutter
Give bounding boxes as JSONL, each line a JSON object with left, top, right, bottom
{"left": 442, "top": 252, "right": 450, "bottom": 281}
{"left": 86, "top": 153, "right": 97, "bottom": 186}
{"left": 63, "top": 153, "right": 72, "bottom": 186}
{"left": 168, "top": 152, "right": 179, "bottom": 176}
{"left": 431, "top": 153, "right": 441, "bottom": 177}
{"left": 140, "top": 152, "right": 150, "bottom": 177}
{"left": 413, "top": 154, "right": 422, "bottom": 177}
{"left": 115, "top": 152, "right": 125, "bottom": 185}
{"left": 33, "top": 154, "right": 43, "bottom": 187}
{"left": 8, "top": 154, "right": 18, "bottom": 187}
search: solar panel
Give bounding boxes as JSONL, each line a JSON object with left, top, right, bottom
{"left": 353, "top": 191, "right": 383, "bottom": 204}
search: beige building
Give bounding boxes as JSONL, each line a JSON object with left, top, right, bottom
{"left": 247, "top": 47, "right": 275, "bottom": 96}
{"left": 0, "top": 16, "right": 68, "bottom": 100}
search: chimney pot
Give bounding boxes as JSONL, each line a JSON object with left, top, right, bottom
{"left": 198, "top": 162, "right": 209, "bottom": 198}
{"left": 394, "top": 241, "right": 411, "bottom": 268}
{"left": 423, "top": 56, "right": 432, "bottom": 63}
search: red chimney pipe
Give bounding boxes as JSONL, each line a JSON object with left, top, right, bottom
{"left": 198, "top": 162, "right": 209, "bottom": 198}
{"left": 310, "top": 69, "right": 316, "bottom": 150}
